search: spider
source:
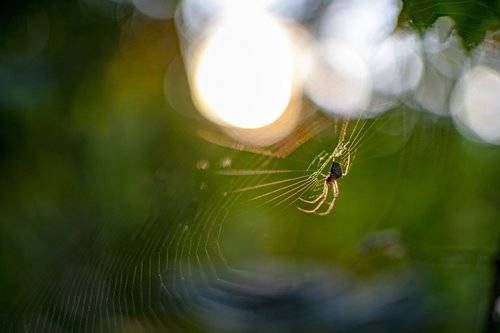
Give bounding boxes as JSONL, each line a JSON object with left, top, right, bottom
{"left": 297, "top": 121, "right": 356, "bottom": 216}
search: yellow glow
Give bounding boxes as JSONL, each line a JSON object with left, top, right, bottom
{"left": 192, "top": 10, "right": 295, "bottom": 129}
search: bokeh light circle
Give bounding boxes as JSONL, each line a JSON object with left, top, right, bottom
{"left": 451, "top": 66, "right": 500, "bottom": 144}
{"left": 192, "top": 10, "right": 296, "bottom": 129}
{"left": 305, "top": 39, "right": 371, "bottom": 117}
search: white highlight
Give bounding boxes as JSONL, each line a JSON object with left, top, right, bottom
{"left": 192, "top": 10, "right": 296, "bottom": 128}
{"left": 305, "top": 39, "right": 371, "bottom": 117}
{"left": 423, "top": 17, "right": 467, "bottom": 79}
{"left": 415, "top": 65, "right": 453, "bottom": 115}
{"left": 318, "top": 0, "right": 401, "bottom": 49}
{"left": 369, "top": 32, "right": 423, "bottom": 95}
{"left": 178, "top": 0, "right": 275, "bottom": 42}
{"left": 451, "top": 66, "right": 500, "bottom": 145}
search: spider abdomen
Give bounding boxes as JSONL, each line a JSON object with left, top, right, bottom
{"left": 330, "top": 161, "right": 343, "bottom": 179}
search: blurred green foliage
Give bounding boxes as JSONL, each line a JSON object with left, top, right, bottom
{"left": 402, "top": 0, "right": 500, "bottom": 49}
{"left": 0, "top": 0, "right": 499, "bottom": 332}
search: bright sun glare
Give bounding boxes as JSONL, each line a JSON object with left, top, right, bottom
{"left": 192, "top": 9, "right": 295, "bottom": 129}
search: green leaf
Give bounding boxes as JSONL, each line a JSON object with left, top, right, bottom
{"left": 402, "top": 0, "right": 500, "bottom": 50}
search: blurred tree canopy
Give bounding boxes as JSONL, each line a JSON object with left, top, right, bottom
{"left": 404, "top": 0, "right": 499, "bottom": 48}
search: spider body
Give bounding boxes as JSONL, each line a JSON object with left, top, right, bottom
{"left": 328, "top": 161, "right": 343, "bottom": 181}
{"left": 297, "top": 121, "right": 356, "bottom": 216}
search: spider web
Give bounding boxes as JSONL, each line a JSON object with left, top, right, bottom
{"left": 2, "top": 107, "right": 496, "bottom": 333}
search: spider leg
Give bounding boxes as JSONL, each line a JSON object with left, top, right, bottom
{"left": 342, "top": 149, "right": 356, "bottom": 176}
{"left": 298, "top": 172, "right": 326, "bottom": 203}
{"left": 298, "top": 182, "right": 329, "bottom": 213}
{"left": 316, "top": 179, "right": 339, "bottom": 216}
{"left": 338, "top": 118, "right": 349, "bottom": 143}
{"left": 299, "top": 180, "right": 327, "bottom": 204}
{"left": 342, "top": 151, "right": 352, "bottom": 176}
